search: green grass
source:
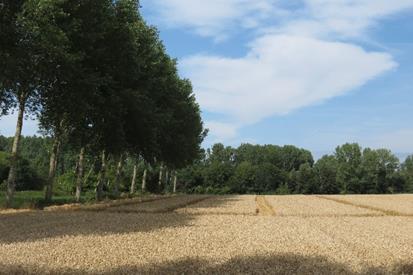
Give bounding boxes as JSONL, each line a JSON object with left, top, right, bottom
{"left": 0, "top": 190, "right": 96, "bottom": 209}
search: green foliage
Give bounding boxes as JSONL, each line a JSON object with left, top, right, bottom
{"left": 55, "top": 171, "right": 76, "bottom": 194}
{"left": 401, "top": 155, "right": 413, "bottom": 192}
{"left": 229, "top": 162, "right": 256, "bottom": 194}
{"left": 254, "top": 163, "right": 286, "bottom": 193}
{"left": 178, "top": 143, "right": 412, "bottom": 195}
{"left": 0, "top": 190, "right": 95, "bottom": 209}
{"left": 1, "top": 136, "right": 412, "bottom": 200}
{"left": 0, "top": 151, "right": 8, "bottom": 184}
{"left": 204, "top": 161, "right": 235, "bottom": 189}
{"left": 1, "top": 0, "right": 205, "bottom": 206}
{"left": 314, "top": 155, "right": 339, "bottom": 194}
{"left": 0, "top": 149, "right": 43, "bottom": 191}
{"left": 275, "top": 183, "right": 290, "bottom": 195}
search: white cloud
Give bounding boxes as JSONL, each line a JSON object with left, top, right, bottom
{"left": 144, "top": 0, "right": 413, "bottom": 142}
{"left": 181, "top": 35, "right": 396, "bottom": 139}
{"left": 205, "top": 121, "right": 239, "bottom": 143}
{"left": 144, "top": 0, "right": 413, "bottom": 39}
{"left": 144, "top": 0, "right": 277, "bottom": 39}
{"left": 274, "top": 0, "right": 413, "bottom": 38}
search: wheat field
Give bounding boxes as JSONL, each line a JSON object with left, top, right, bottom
{"left": 0, "top": 195, "right": 412, "bottom": 274}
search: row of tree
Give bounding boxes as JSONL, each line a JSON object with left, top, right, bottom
{"left": 0, "top": 135, "right": 181, "bottom": 197}
{"left": 0, "top": 0, "right": 205, "bottom": 207}
{"left": 1, "top": 137, "right": 412, "bottom": 197}
{"left": 179, "top": 143, "right": 413, "bottom": 194}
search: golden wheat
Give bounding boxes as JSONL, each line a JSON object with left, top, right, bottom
{"left": 175, "top": 195, "right": 257, "bottom": 215}
{"left": 0, "top": 195, "right": 412, "bottom": 274}
{"left": 266, "top": 195, "right": 383, "bottom": 217}
{"left": 324, "top": 194, "right": 413, "bottom": 216}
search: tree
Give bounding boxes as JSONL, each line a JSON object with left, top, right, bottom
{"left": 254, "top": 163, "right": 286, "bottom": 193}
{"left": 401, "top": 156, "right": 413, "bottom": 193}
{"left": 360, "top": 148, "right": 399, "bottom": 194}
{"left": 314, "top": 155, "right": 339, "bottom": 194}
{"left": 2, "top": 0, "right": 207, "bottom": 203}
{"left": 294, "top": 163, "right": 318, "bottom": 194}
{"left": 1, "top": 0, "right": 47, "bottom": 206}
{"left": 375, "top": 149, "right": 399, "bottom": 193}
{"left": 208, "top": 144, "right": 235, "bottom": 164}
{"left": 203, "top": 161, "right": 234, "bottom": 190}
{"left": 335, "top": 143, "right": 362, "bottom": 194}
{"left": 229, "top": 162, "right": 255, "bottom": 194}
{"left": 0, "top": 0, "right": 23, "bottom": 116}
{"left": 280, "top": 145, "right": 314, "bottom": 171}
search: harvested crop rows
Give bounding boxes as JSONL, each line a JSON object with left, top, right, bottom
{"left": 266, "top": 195, "right": 383, "bottom": 217}
{"left": 319, "top": 195, "right": 413, "bottom": 216}
{"left": 0, "top": 195, "right": 412, "bottom": 274}
{"left": 176, "top": 195, "right": 257, "bottom": 215}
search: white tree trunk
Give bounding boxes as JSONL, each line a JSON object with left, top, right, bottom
{"left": 130, "top": 164, "right": 137, "bottom": 194}
{"left": 173, "top": 171, "right": 177, "bottom": 193}
{"left": 165, "top": 170, "right": 169, "bottom": 186}
{"left": 113, "top": 154, "right": 123, "bottom": 197}
{"left": 45, "top": 136, "right": 61, "bottom": 202}
{"left": 75, "top": 147, "right": 85, "bottom": 202}
{"left": 141, "top": 168, "right": 147, "bottom": 193}
{"left": 96, "top": 150, "right": 106, "bottom": 201}
{"left": 5, "top": 96, "right": 25, "bottom": 208}
{"left": 158, "top": 163, "right": 164, "bottom": 186}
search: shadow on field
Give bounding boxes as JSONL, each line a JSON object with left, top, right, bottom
{"left": 0, "top": 253, "right": 412, "bottom": 275}
{"left": 107, "top": 254, "right": 413, "bottom": 275}
{"left": 0, "top": 195, "right": 233, "bottom": 244}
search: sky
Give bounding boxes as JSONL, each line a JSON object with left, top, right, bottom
{"left": 1, "top": 0, "right": 413, "bottom": 158}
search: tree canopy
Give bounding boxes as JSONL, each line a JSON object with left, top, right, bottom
{"left": 0, "top": 0, "right": 205, "bottom": 206}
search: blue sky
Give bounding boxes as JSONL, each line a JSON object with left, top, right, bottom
{"left": 1, "top": 0, "right": 413, "bottom": 158}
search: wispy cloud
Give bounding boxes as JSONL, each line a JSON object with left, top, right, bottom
{"left": 145, "top": 0, "right": 413, "bottom": 39}
{"left": 270, "top": 0, "right": 413, "bottom": 39}
{"left": 145, "top": 0, "right": 277, "bottom": 40}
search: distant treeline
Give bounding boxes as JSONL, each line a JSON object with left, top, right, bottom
{"left": 1, "top": 136, "right": 412, "bottom": 195}
{"left": 179, "top": 143, "right": 413, "bottom": 195}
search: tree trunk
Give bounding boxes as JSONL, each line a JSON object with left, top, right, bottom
{"left": 113, "top": 154, "right": 123, "bottom": 197}
{"left": 130, "top": 164, "right": 137, "bottom": 195}
{"left": 96, "top": 150, "right": 106, "bottom": 201}
{"left": 5, "top": 96, "right": 26, "bottom": 208}
{"left": 173, "top": 171, "right": 177, "bottom": 193}
{"left": 158, "top": 163, "right": 164, "bottom": 186}
{"left": 83, "top": 160, "right": 95, "bottom": 188}
{"left": 165, "top": 170, "right": 169, "bottom": 186}
{"left": 75, "top": 147, "right": 85, "bottom": 202}
{"left": 141, "top": 168, "right": 147, "bottom": 193}
{"left": 59, "top": 155, "right": 65, "bottom": 175}
{"left": 45, "top": 136, "right": 61, "bottom": 202}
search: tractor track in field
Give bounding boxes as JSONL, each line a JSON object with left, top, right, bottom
{"left": 104, "top": 195, "right": 213, "bottom": 214}
{"left": 255, "top": 195, "right": 276, "bottom": 216}
{"left": 76, "top": 195, "right": 176, "bottom": 212}
{"left": 316, "top": 196, "right": 412, "bottom": 217}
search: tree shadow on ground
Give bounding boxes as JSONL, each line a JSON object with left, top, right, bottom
{"left": 0, "top": 253, "right": 411, "bottom": 274}
{"left": 0, "top": 195, "right": 233, "bottom": 244}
